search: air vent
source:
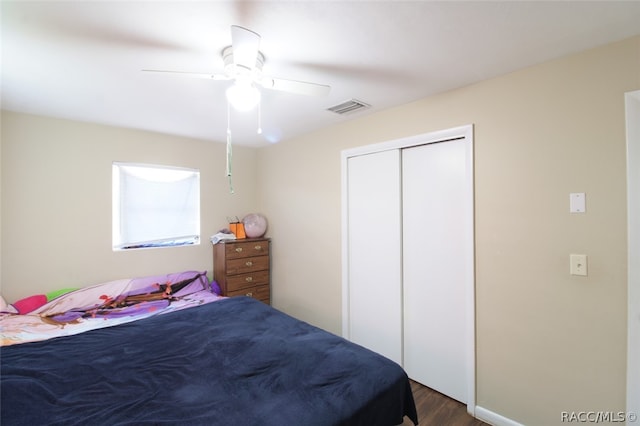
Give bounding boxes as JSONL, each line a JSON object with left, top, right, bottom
{"left": 327, "top": 99, "right": 371, "bottom": 115}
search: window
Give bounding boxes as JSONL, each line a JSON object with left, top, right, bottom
{"left": 112, "top": 162, "right": 200, "bottom": 250}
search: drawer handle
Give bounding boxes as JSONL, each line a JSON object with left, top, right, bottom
{"left": 245, "top": 276, "right": 253, "bottom": 282}
{"left": 245, "top": 261, "right": 253, "bottom": 267}
{"left": 254, "top": 245, "right": 262, "bottom": 251}
{"left": 246, "top": 292, "right": 253, "bottom": 297}
{"left": 235, "top": 247, "right": 243, "bottom": 253}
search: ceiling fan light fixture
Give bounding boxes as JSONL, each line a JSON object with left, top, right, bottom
{"left": 226, "top": 81, "right": 261, "bottom": 112}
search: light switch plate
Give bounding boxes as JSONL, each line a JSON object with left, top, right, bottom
{"left": 570, "top": 193, "right": 586, "bottom": 213}
{"left": 570, "top": 254, "right": 588, "bottom": 276}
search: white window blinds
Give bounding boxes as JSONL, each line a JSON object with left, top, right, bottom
{"left": 112, "top": 163, "right": 200, "bottom": 250}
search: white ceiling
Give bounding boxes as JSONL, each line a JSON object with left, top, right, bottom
{"left": 2, "top": 1, "right": 640, "bottom": 147}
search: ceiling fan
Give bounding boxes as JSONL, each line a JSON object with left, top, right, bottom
{"left": 143, "top": 25, "right": 331, "bottom": 111}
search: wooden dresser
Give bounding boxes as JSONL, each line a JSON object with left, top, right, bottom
{"left": 213, "top": 238, "right": 270, "bottom": 304}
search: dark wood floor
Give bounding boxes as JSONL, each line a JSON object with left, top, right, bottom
{"left": 401, "top": 380, "right": 488, "bottom": 426}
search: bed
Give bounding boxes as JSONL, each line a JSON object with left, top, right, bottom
{"left": 1, "top": 271, "right": 418, "bottom": 425}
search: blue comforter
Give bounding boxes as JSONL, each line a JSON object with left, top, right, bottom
{"left": 1, "top": 297, "right": 418, "bottom": 425}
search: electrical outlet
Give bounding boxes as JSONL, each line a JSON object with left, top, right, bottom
{"left": 570, "top": 254, "right": 588, "bottom": 276}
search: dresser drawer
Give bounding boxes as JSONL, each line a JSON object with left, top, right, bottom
{"left": 226, "top": 270, "right": 270, "bottom": 292}
{"left": 225, "top": 255, "right": 269, "bottom": 275}
{"left": 226, "top": 284, "right": 270, "bottom": 302}
{"left": 224, "top": 240, "right": 269, "bottom": 259}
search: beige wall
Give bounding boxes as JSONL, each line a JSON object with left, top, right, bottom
{"left": 257, "top": 36, "right": 640, "bottom": 425}
{"left": 0, "top": 112, "right": 258, "bottom": 302}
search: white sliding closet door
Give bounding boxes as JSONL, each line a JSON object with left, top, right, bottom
{"left": 342, "top": 125, "right": 475, "bottom": 413}
{"left": 346, "top": 150, "right": 403, "bottom": 365}
{"left": 402, "top": 139, "right": 471, "bottom": 404}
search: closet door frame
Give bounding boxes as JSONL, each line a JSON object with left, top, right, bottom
{"left": 626, "top": 90, "right": 639, "bottom": 418}
{"left": 341, "top": 124, "right": 475, "bottom": 415}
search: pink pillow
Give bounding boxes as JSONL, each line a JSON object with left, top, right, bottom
{"left": 13, "top": 294, "right": 47, "bottom": 314}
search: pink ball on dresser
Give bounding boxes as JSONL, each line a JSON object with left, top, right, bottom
{"left": 242, "top": 213, "right": 267, "bottom": 238}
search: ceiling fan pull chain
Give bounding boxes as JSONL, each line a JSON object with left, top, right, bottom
{"left": 226, "top": 101, "right": 234, "bottom": 194}
{"left": 226, "top": 131, "right": 234, "bottom": 194}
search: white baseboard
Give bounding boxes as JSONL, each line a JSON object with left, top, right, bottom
{"left": 474, "top": 406, "right": 524, "bottom": 426}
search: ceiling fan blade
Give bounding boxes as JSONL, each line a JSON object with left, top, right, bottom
{"left": 142, "top": 69, "right": 230, "bottom": 80}
{"left": 260, "top": 77, "right": 331, "bottom": 97}
{"left": 231, "top": 25, "right": 261, "bottom": 70}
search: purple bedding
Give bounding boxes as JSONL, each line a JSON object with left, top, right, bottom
{"left": 1, "top": 271, "right": 224, "bottom": 347}
{"left": 1, "top": 296, "right": 418, "bottom": 425}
